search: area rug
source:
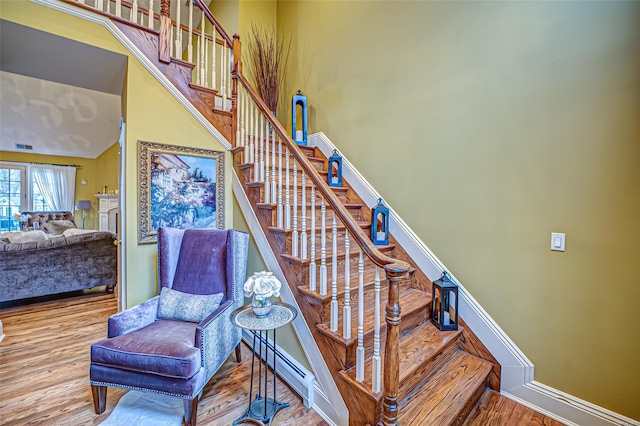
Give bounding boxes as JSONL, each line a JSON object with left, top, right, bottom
{"left": 100, "top": 391, "right": 184, "bottom": 426}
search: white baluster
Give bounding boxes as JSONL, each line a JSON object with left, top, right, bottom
{"left": 264, "top": 118, "right": 270, "bottom": 203}
{"left": 372, "top": 267, "right": 381, "bottom": 393}
{"left": 226, "top": 46, "right": 231, "bottom": 109}
{"left": 343, "top": 232, "right": 351, "bottom": 339}
{"left": 285, "top": 149, "right": 291, "bottom": 230}
{"left": 147, "top": 0, "right": 153, "bottom": 29}
{"left": 292, "top": 160, "right": 298, "bottom": 257}
{"left": 211, "top": 30, "right": 217, "bottom": 90}
{"left": 204, "top": 37, "right": 209, "bottom": 87}
{"left": 242, "top": 91, "right": 249, "bottom": 159}
{"left": 236, "top": 83, "right": 242, "bottom": 148}
{"left": 253, "top": 101, "right": 258, "bottom": 178}
{"left": 187, "top": 0, "right": 193, "bottom": 62}
{"left": 115, "top": 0, "right": 121, "bottom": 17}
{"left": 330, "top": 212, "right": 338, "bottom": 332}
{"left": 170, "top": 24, "right": 174, "bottom": 58}
{"left": 197, "top": 16, "right": 204, "bottom": 85}
{"left": 309, "top": 183, "right": 317, "bottom": 292}
{"left": 270, "top": 127, "right": 277, "bottom": 204}
{"left": 319, "top": 198, "right": 327, "bottom": 296}
{"left": 222, "top": 44, "right": 228, "bottom": 109}
{"left": 131, "top": 0, "right": 138, "bottom": 24}
{"left": 78, "top": 0, "right": 85, "bottom": 4}
{"left": 97, "top": 0, "right": 104, "bottom": 13}
{"left": 277, "top": 139, "right": 283, "bottom": 228}
{"left": 356, "top": 250, "right": 365, "bottom": 382}
{"left": 301, "top": 172, "right": 308, "bottom": 260}
{"left": 259, "top": 114, "right": 265, "bottom": 182}
{"left": 174, "top": 0, "right": 180, "bottom": 56}
{"left": 248, "top": 102, "right": 255, "bottom": 166}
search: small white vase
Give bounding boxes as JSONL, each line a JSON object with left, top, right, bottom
{"left": 251, "top": 295, "right": 273, "bottom": 318}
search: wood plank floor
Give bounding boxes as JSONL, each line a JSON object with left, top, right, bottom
{"left": 0, "top": 292, "right": 326, "bottom": 426}
{"left": 463, "top": 390, "right": 566, "bottom": 426}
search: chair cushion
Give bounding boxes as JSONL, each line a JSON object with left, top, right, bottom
{"left": 91, "top": 320, "right": 201, "bottom": 379}
{"left": 157, "top": 287, "right": 223, "bottom": 323}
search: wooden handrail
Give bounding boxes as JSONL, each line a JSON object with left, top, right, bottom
{"left": 235, "top": 73, "right": 409, "bottom": 274}
{"left": 193, "top": 0, "right": 234, "bottom": 47}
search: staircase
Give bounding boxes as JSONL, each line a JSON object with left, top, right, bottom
{"left": 59, "top": 0, "right": 505, "bottom": 424}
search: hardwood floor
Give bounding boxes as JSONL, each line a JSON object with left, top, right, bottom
{"left": 463, "top": 390, "right": 566, "bottom": 426}
{"left": 0, "top": 292, "right": 326, "bottom": 426}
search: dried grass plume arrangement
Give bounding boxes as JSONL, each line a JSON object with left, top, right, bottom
{"left": 246, "top": 23, "right": 291, "bottom": 114}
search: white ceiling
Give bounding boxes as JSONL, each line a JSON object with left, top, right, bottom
{"left": 0, "top": 20, "right": 127, "bottom": 159}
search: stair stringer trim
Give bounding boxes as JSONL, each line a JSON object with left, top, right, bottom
{"left": 310, "top": 132, "right": 636, "bottom": 426}
{"left": 233, "top": 170, "right": 349, "bottom": 426}
{"left": 33, "top": 0, "right": 231, "bottom": 152}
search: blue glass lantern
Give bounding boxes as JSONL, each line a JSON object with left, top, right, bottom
{"left": 328, "top": 149, "right": 343, "bottom": 187}
{"left": 431, "top": 271, "right": 459, "bottom": 331}
{"left": 292, "top": 90, "right": 308, "bottom": 146}
{"left": 370, "top": 198, "right": 389, "bottom": 245}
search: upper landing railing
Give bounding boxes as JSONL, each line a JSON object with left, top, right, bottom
{"left": 64, "top": 0, "right": 411, "bottom": 423}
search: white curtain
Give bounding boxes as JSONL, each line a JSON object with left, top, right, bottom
{"left": 30, "top": 164, "right": 76, "bottom": 212}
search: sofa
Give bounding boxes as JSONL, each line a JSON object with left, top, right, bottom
{"left": 0, "top": 212, "right": 117, "bottom": 303}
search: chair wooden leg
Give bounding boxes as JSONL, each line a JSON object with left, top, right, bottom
{"left": 183, "top": 397, "right": 198, "bottom": 426}
{"left": 235, "top": 342, "right": 242, "bottom": 363}
{"left": 91, "top": 385, "right": 107, "bottom": 414}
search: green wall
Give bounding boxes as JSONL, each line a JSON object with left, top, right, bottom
{"left": 278, "top": 0, "right": 640, "bottom": 420}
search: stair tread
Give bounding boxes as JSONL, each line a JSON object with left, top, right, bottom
{"left": 268, "top": 221, "right": 371, "bottom": 234}
{"left": 316, "top": 288, "right": 429, "bottom": 342}
{"left": 281, "top": 243, "right": 395, "bottom": 266}
{"left": 257, "top": 202, "right": 362, "bottom": 210}
{"left": 344, "top": 321, "right": 463, "bottom": 392}
{"left": 398, "top": 351, "right": 492, "bottom": 425}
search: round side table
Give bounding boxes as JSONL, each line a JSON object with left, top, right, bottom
{"left": 230, "top": 302, "right": 298, "bottom": 425}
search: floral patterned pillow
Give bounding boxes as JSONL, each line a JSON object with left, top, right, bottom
{"left": 44, "top": 220, "right": 77, "bottom": 235}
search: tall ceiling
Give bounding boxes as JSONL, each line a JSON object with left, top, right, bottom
{"left": 0, "top": 20, "right": 127, "bottom": 159}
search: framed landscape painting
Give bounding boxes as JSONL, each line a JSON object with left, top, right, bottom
{"left": 138, "top": 140, "right": 225, "bottom": 244}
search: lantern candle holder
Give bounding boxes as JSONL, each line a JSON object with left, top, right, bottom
{"left": 431, "top": 271, "right": 459, "bottom": 331}
{"left": 292, "top": 90, "right": 308, "bottom": 146}
{"left": 370, "top": 198, "right": 389, "bottom": 245}
{"left": 328, "top": 149, "right": 343, "bottom": 187}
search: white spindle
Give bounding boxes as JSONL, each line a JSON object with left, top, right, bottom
{"left": 285, "top": 149, "right": 291, "bottom": 230}
{"left": 97, "top": 0, "right": 104, "bottom": 13}
{"left": 301, "top": 172, "right": 308, "bottom": 260}
{"left": 319, "top": 198, "right": 327, "bottom": 296}
{"left": 292, "top": 160, "right": 299, "bottom": 257}
{"left": 264, "top": 119, "right": 270, "bottom": 203}
{"left": 174, "top": 0, "right": 180, "bottom": 56}
{"left": 330, "top": 212, "right": 338, "bottom": 332}
{"left": 309, "top": 183, "right": 317, "bottom": 292}
{"left": 248, "top": 103, "right": 255, "bottom": 165}
{"left": 204, "top": 37, "right": 209, "bottom": 87}
{"left": 259, "top": 114, "right": 265, "bottom": 182}
{"left": 222, "top": 44, "right": 228, "bottom": 109}
{"left": 211, "top": 30, "right": 217, "bottom": 90}
{"left": 253, "top": 101, "right": 258, "bottom": 177}
{"left": 343, "top": 232, "right": 351, "bottom": 339}
{"left": 372, "top": 267, "right": 381, "bottom": 393}
{"left": 147, "top": 0, "right": 153, "bottom": 29}
{"left": 236, "top": 82, "right": 242, "bottom": 148}
{"left": 131, "top": 0, "right": 138, "bottom": 24}
{"left": 197, "top": 15, "right": 205, "bottom": 85}
{"left": 356, "top": 250, "right": 365, "bottom": 381}
{"left": 270, "top": 127, "right": 277, "bottom": 204}
{"left": 277, "top": 139, "right": 283, "bottom": 228}
{"left": 187, "top": 0, "right": 193, "bottom": 62}
{"left": 115, "top": 0, "right": 122, "bottom": 17}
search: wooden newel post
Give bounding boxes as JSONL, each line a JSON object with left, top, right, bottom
{"left": 382, "top": 261, "right": 410, "bottom": 426}
{"left": 158, "top": 0, "right": 171, "bottom": 63}
{"left": 231, "top": 34, "right": 242, "bottom": 148}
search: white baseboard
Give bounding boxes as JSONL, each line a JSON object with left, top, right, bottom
{"left": 309, "top": 132, "right": 639, "bottom": 426}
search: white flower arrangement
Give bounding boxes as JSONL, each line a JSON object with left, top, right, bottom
{"left": 244, "top": 271, "right": 281, "bottom": 301}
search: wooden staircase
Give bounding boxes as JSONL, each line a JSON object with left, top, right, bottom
{"left": 233, "top": 143, "right": 500, "bottom": 425}
{"left": 56, "top": 1, "right": 552, "bottom": 424}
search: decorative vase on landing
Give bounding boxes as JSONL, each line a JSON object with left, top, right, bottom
{"left": 252, "top": 295, "right": 273, "bottom": 317}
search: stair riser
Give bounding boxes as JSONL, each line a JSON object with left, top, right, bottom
{"left": 247, "top": 183, "right": 349, "bottom": 204}
{"left": 318, "top": 300, "right": 430, "bottom": 370}
{"left": 259, "top": 205, "right": 363, "bottom": 229}
{"left": 398, "top": 340, "right": 459, "bottom": 403}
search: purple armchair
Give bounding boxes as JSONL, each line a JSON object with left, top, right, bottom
{"left": 90, "top": 227, "right": 248, "bottom": 425}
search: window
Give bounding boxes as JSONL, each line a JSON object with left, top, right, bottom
{"left": 0, "top": 163, "right": 76, "bottom": 232}
{"left": 0, "top": 165, "right": 26, "bottom": 232}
